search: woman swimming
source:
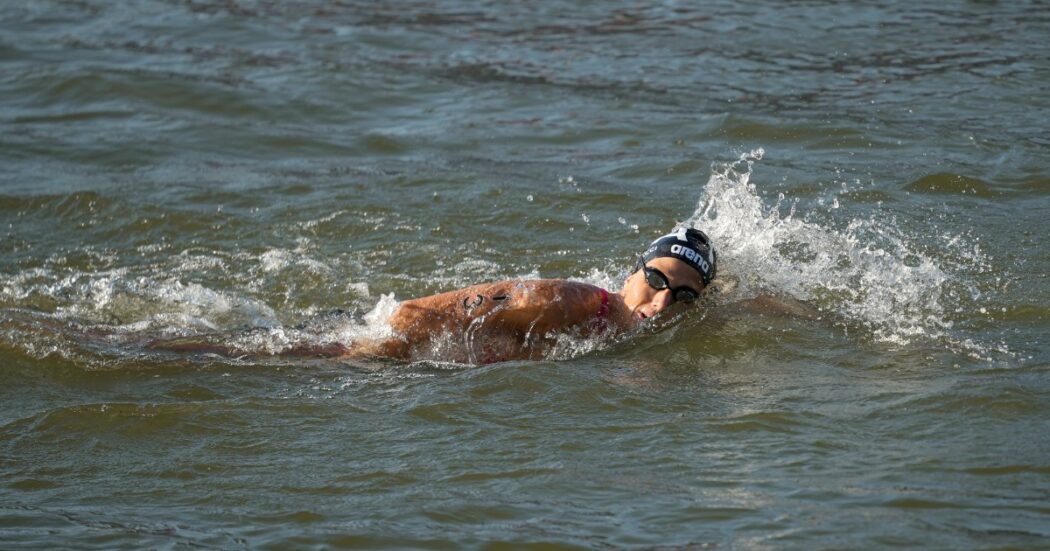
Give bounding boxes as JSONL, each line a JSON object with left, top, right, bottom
{"left": 151, "top": 227, "right": 717, "bottom": 363}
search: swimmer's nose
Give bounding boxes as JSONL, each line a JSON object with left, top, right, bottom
{"left": 649, "top": 289, "right": 673, "bottom": 314}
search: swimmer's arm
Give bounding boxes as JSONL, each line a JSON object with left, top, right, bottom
{"left": 383, "top": 281, "right": 604, "bottom": 342}
{"left": 484, "top": 281, "right": 605, "bottom": 336}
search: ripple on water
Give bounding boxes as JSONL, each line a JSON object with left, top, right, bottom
{"left": 904, "top": 173, "right": 999, "bottom": 197}
{"left": 19, "top": 402, "right": 244, "bottom": 443}
{"left": 713, "top": 410, "right": 825, "bottom": 436}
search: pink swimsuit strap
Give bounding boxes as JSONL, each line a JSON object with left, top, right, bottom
{"left": 596, "top": 288, "right": 610, "bottom": 319}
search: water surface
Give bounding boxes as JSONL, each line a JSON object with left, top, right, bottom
{"left": 2, "top": 1, "right": 1049, "bottom": 548}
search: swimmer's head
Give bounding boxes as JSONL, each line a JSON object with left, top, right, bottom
{"left": 619, "top": 227, "right": 717, "bottom": 321}
{"left": 636, "top": 227, "right": 717, "bottom": 286}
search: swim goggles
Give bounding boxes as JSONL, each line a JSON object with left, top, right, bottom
{"left": 639, "top": 261, "right": 701, "bottom": 304}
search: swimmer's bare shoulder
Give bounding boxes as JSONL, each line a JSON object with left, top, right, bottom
{"left": 391, "top": 279, "right": 612, "bottom": 337}
{"left": 350, "top": 279, "right": 626, "bottom": 360}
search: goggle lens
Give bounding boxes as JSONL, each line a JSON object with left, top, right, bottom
{"left": 673, "top": 288, "right": 699, "bottom": 303}
{"left": 644, "top": 267, "right": 669, "bottom": 290}
{"left": 642, "top": 266, "right": 700, "bottom": 304}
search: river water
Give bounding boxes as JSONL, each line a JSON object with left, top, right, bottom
{"left": 2, "top": 1, "right": 1049, "bottom": 548}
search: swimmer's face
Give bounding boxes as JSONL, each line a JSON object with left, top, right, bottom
{"left": 621, "top": 257, "right": 705, "bottom": 321}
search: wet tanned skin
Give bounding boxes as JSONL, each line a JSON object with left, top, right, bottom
{"left": 369, "top": 279, "right": 629, "bottom": 360}
{"left": 359, "top": 257, "right": 704, "bottom": 361}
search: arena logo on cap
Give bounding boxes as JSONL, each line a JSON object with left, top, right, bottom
{"left": 670, "top": 244, "right": 710, "bottom": 274}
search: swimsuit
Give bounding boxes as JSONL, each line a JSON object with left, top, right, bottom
{"left": 593, "top": 288, "right": 610, "bottom": 333}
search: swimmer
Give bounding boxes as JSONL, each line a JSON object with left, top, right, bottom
{"left": 151, "top": 227, "right": 716, "bottom": 363}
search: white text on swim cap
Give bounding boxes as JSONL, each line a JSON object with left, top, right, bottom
{"left": 670, "top": 244, "right": 710, "bottom": 274}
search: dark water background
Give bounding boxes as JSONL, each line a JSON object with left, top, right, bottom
{"left": 2, "top": 1, "right": 1049, "bottom": 548}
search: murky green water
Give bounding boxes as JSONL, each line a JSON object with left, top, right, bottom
{"left": 2, "top": 1, "right": 1049, "bottom": 548}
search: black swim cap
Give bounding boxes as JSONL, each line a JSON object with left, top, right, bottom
{"left": 639, "top": 227, "right": 717, "bottom": 286}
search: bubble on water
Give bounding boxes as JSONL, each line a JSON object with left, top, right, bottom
{"left": 581, "top": 213, "right": 590, "bottom": 224}
{"left": 526, "top": 194, "right": 534, "bottom": 202}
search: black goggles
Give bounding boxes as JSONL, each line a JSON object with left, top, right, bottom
{"left": 640, "top": 264, "right": 701, "bottom": 304}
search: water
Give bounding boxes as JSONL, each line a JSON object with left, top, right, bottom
{"left": 2, "top": 1, "right": 1049, "bottom": 548}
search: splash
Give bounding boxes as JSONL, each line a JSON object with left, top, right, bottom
{"left": 0, "top": 246, "right": 392, "bottom": 363}
{"left": 0, "top": 151, "right": 1004, "bottom": 365}
{"left": 686, "top": 149, "right": 994, "bottom": 352}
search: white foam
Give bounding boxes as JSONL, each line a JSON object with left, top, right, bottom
{"left": 256, "top": 248, "right": 332, "bottom": 275}
{"left": 685, "top": 148, "right": 992, "bottom": 352}
{"left": 298, "top": 209, "right": 347, "bottom": 230}
{"left": 359, "top": 293, "right": 399, "bottom": 340}
{"left": 570, "top": 267, "right": 623, "bottom": 294}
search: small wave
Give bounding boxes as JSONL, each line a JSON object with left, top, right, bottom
{"left": 904, "top": 173, "right": 997, "bottom": 197}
